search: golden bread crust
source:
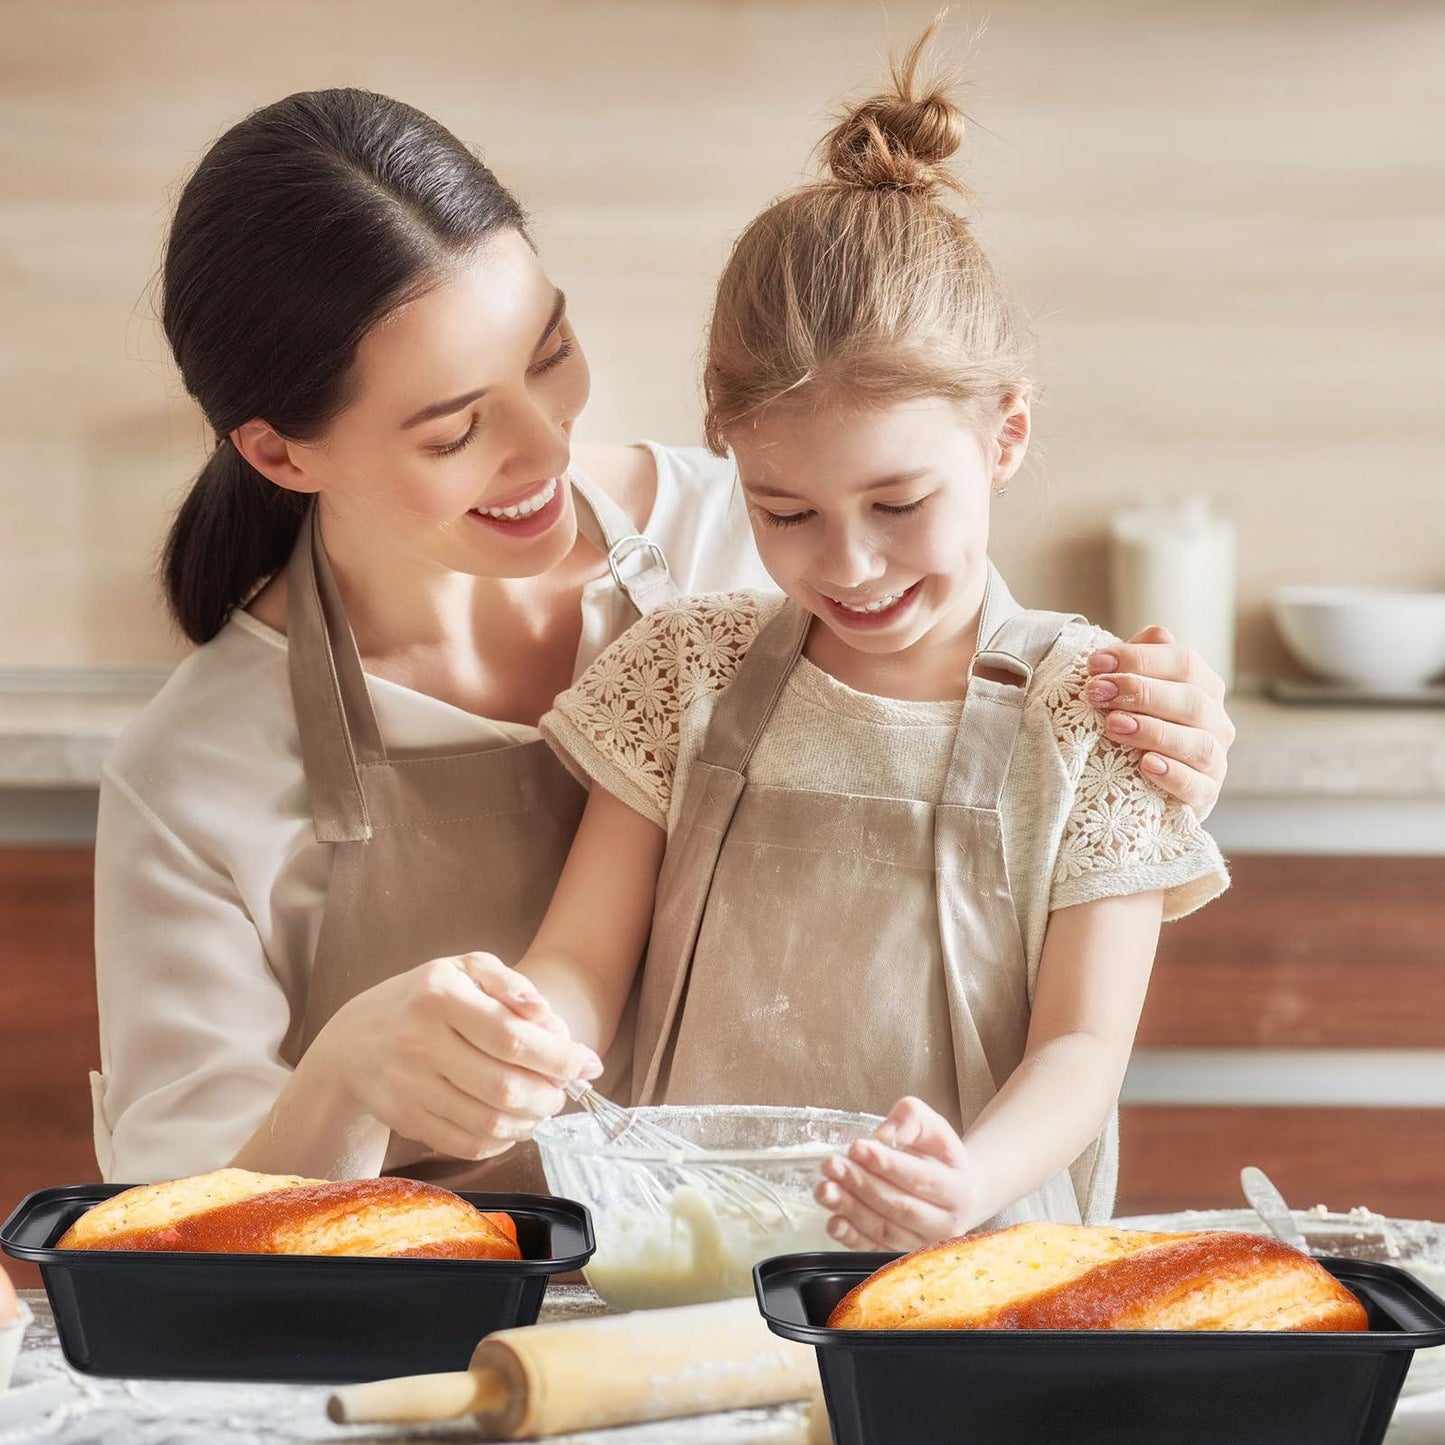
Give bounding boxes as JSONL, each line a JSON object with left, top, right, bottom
{"left": 57, "top": 1168, "right": 520, "bottom": 1260}
{"left": 827, "top": 1222, "right": 1367, "bottom": 1332}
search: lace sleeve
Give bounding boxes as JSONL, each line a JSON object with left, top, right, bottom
{"left": 540, "top": 592, "right": 763, "bottom": 827}
{"left": 1042, "top": 634, "right": 1230, "bottom": 921}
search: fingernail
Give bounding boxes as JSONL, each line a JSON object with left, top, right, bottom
{"left": 1086, "top": 679, "right": 1118, "bottom": 704}
{"left": 1142, "top": 752, "right": 1168, "bottom": 775}
{"left": 1106, "top": 711, "right": 1138, "bottom": 735}
{"left": 580, "top": 1055, "right": 604, "bottom": 1081}
{"left": 1088, "top": 652, "right": 1118, "bottom": 675}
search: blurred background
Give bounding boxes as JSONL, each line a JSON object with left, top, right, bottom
{"left": 3, "top": 0, "right": 1441, "bottom": 675}
{"left": 2, "top": 1, "right": 1443, "bottom": 1277}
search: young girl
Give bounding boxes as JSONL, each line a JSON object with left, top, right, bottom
{"left": 513, "top": 27, "right": 1230, "bottom": 1247}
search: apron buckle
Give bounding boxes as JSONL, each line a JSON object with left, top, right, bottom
{"left": 607, "top": 534, "right": 673, "bottom": 592}
{"left": 972, "top": 648, "right": 1033, "bottom": 688}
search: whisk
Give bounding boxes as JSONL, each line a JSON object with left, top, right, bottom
{"left": 563, "top": 1080, "right": 800, "bottom": 1229}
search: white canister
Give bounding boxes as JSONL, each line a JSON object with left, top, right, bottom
{"left": 1109, "top": 495, "right": 1236, "bottom": 691}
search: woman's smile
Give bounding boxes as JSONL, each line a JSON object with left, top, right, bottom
{"left": 466, "top": 475, "right": 566, "bottom": 537}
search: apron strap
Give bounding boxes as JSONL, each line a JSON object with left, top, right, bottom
{"left": 939, "top": 563, "right": 1081, "bottom": 811}
{"left": 287, "top": 502, "right": 384, "bottom": 843}
{"left": 696, "top": 601, "right": 812, "bottom": 775}
{"left": 288, "top": 466, "right": 678, "bottom": 846}
{"left": 570, "top": 464, "right": 680, "bottom": 617}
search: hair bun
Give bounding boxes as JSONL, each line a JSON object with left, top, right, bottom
{"left": 825, "top": 95, "right": 963, "bottom": 193}
{"left": 822, "top": 20, "right": 966, "bottom": 196}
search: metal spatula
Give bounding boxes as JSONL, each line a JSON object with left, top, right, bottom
{"left": 1240, "top": 1165, "right": 1402, "bottom": 1260}
{"left": 1240, "top": 1166, "right": 1310, "bottom": 1251}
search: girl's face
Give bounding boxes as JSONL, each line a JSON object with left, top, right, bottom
{"left": 731, "top": 395, "right": 1027, "bottom": 661}
{"left": 270, "top": 229, "right": 590, "bottom": 580}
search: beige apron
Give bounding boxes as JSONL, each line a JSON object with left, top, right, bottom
{"left": 628, "top": 566, "right": 1114, "bottom": 1225}
{"left": 279, "top": 475, "right": 677, "bottom": 1189}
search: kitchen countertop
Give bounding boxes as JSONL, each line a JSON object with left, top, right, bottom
{"left": 1, "top": 1289, "right": 813, "bottom": 1444}
{"left": 3, "top": 673, "right": 1444, "bottom": 798}
{"left": 7, "top": 1286, "right": 1445, "bottom": 1444}
{"left": 0, "top": 672, "right": 169, "bottom": 789}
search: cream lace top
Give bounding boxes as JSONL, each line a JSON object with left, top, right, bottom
{"left": 541, "top": 591, "right": 1230, "bottom": 930}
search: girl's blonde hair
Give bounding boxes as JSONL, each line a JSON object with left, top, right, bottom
{"left": 703, "top": 18, "right": 1029, "bottom": 453}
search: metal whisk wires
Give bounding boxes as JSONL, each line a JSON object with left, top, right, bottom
{"left": 563, "top": 1081, "right": 799, "bottom": 1229}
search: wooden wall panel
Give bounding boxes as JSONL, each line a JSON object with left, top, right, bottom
{"left": 4, "top": 4, "right": 1445, "bottom": 673}
{"left": 1137, "top": 856, "right": 1445, "bottom": 1048}
{"left": 0, "top": 847, "right": 97, "bottom": 1288}
{"left": 1117, "top": 1106, "right": 1445, "bottom": 1221}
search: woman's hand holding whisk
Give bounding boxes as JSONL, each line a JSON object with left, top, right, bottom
{"left": 315, "top": 950, "right": 603, "bottom": 1163}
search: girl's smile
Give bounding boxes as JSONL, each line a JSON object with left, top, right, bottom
{"left": 821, "top": 578, "right": 925, "bottom": 628}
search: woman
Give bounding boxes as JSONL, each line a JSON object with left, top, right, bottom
{"left": 92, "top": 88, "right": 1236, "bottom": 1187}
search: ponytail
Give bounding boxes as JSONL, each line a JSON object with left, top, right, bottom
{"left": 162, "top": 443, "right": 309, "bottom": 645}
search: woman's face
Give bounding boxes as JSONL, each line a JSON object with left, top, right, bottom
{"left": 731, "top": 395, "right": 1024, "bottom": 661}
{"left": 288, "top": 229, "right": 590, "bottom": 579}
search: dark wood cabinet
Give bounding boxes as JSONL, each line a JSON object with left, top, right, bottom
{"left": 1118, "top": 855, "right": 1445, "bottom": 1220}
{"left": 2, "top": 847, "right": 98, "bottom": 1287}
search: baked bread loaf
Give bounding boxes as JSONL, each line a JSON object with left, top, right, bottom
{"left": 57, "top": 1168, "right": 521, "bottom": 1260}
{"left": 827, "top": 1222, "right": 1366, "bottom": 1332}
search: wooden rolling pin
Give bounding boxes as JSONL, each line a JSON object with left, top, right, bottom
{"left": 327, "top": 1298, "right": 821, "bottom": 1439}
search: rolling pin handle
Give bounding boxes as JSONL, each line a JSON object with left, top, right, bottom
{"left": 326, "top": 1367, "right": 509, "bottom": 1424}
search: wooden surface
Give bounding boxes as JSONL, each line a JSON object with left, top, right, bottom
{"left": 1116, "top": 1106, "right": 1445, "bottom": 1220}
{"left": 1136, "top": 855, "right": 1445, "bottom": 1048}
{"left": 0, "top": 848, "right": 98, "bottom": 1288}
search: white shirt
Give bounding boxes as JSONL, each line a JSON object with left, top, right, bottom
{"left": 92, "top": 442, "right": 774, "bottom": 1182}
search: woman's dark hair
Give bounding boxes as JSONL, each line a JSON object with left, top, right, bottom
{"left": 160, "top": 89, "right": 527, "bottom": 643}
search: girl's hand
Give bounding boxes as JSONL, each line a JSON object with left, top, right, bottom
{"left": 312, "top": 952, "right": 603, "bottom": 1163}
{"left": 814, "top": 1097, "right": 983, "bottom": 1252}
{"left": 1087, "top": 625, "right": 1235, "bottom": 818}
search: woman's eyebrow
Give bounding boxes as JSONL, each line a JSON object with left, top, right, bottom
{"left": 401, "top": 289, "right": 568, "bottom": 429}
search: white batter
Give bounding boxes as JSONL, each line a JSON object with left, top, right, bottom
{"left": 585, "top": 1186, "right": 836, "bottom": 1311}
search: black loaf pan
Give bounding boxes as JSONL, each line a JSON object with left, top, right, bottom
{"left": 1, "top": 1183, "right": 594, "bottom": 1382}
{"left": 756, "top": 1251, "right": 1445, "bottom": 1445}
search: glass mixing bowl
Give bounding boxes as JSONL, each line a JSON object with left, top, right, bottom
{"left": 534, "top": 1104, "right": 883, "bottom": 1311}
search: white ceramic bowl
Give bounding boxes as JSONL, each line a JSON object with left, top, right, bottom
{"left": 1273, "top": 585, "right": 1445, "bottom": 689}
{"left": 0, "top": 1299, "right": 31, "bottom": 1391}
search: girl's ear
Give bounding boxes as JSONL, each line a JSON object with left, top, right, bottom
{"left": 230, "top": 419, "right": 324, "bottom": 495}
{"left": 991, "top": 386, "right": 1032, "bottom": 492}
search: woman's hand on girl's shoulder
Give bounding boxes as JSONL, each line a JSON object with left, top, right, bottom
{"left": 814, "top": 1097, "right": 983, "bottom": 1252}
{"left": 571, "top": 443, "right": 658, "bottom": 532}
{"left": 1084, "top": 625, "right": 1235, "bottom": 818}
